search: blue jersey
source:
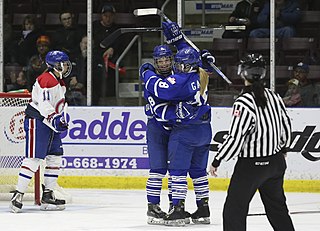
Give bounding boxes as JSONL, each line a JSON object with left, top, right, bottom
{"left": 144, "top": 87, "right": 172, "bottom": 132}
{"left": 143, "top": 69, "right": 210, "bottom": 124}
{"left": 144, "top": 71, "right": 200, "bottom": 102}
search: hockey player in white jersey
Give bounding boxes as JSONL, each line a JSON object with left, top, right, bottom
{"left": 10, "top": 50, "right": 72, "bottom": 213}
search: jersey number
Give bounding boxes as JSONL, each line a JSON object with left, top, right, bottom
{"left": 43, "top": 90, "right": 50, "bottom": 101}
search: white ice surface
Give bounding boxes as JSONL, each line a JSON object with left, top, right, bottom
{"left": 0, "top": 189, "right": 319, "bottom": 231}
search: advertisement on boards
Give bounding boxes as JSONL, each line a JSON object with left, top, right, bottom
{"left": 0, "top": 106, "right": 319, "bottom": 179}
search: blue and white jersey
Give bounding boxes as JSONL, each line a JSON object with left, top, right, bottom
{"left": 143, "top": 71, "right": 200, "bottom": 102}
{"left": 142, "top": 69, "right": 210, "bottom": 124}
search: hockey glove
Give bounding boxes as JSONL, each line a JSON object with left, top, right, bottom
{"left": 139, "top": 62, "right": 155, "bottom": 80}
{"left": 175, "top": 101, "right": 198, "bottom": 120}
{"left": 201, "top": 49, "right": 215, "bottom": 73}
{"left": 162, "top": 22, "right": 183, "bottom": 45}
{"left": 52, "top": 114, "right": 68, "bottom": 132}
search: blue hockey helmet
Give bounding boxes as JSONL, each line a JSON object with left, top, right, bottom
{"left": 46, "top": 50, "right": 72, "bottom": 79}
{"left": 238, "top": 53, "right": 266, "bottom": 81}
{"left": 174, "top": 47, "right": 201, "bottom": 73}
{"left": 153, "top": 45, "right": 173, "bottom": 76}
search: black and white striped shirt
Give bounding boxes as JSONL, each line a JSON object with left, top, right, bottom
{"left": 215, "top": 88, "right": 292, "bottom": 162}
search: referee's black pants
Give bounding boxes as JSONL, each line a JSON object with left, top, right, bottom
{"left": 223, "top": 153, "right": 295, "bottom": 231}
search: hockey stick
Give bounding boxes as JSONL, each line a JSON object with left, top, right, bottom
{"left": 100, "top": 27, "right": 162, "bottom": 49}
{"left": 63, "top": 102, "right": 68, "bottom": 122}
{"left": 248, "top": 210, "right": 320, "bottom": 216}
{"left": 301, "top": 150, "right": 320, "bottom": 161}
{"left": 133, "top": 8, "right": 232, "bottom": 85}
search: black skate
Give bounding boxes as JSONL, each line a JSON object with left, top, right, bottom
{"left": 169, "top": 201, "right": 191, "bottom": 224}
{"left": 191, "top": 198, "right": 210, "bottom": 224}
{"left": 10, "top": 190, "right": 24, "bottom": 213}
{"left": 40, "top": 185, "right": 66, "bottom": 211}
{"left": 147, "top": 203, "right": 167, "bottom": 225}
{"left": 164, "top": 200, "right": 186, "bottom": 226}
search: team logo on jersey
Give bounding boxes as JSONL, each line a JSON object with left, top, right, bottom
{"left": 167, "top": 77, "right": 176, "bottom": 84}
{"left": 233, "top": 109, "right": 241, "bottom": 117}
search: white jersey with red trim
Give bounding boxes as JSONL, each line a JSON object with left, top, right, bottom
{"left": 29, "top": 71, "right": 66, "bottom": 119}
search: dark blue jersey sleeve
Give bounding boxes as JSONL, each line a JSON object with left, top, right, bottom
{"left": 143, "top": 71, "right": 200, "bottom": 101}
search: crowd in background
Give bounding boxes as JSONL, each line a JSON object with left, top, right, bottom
{"left": 2, "top": 0, "right": 320, "bottom": 107}
{"left": 3, "top": 1, "right": 134, "bottom": 106}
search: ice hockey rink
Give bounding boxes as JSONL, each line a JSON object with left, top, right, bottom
{"left": 0, "top": 189, "right": 319, "bottom": 231}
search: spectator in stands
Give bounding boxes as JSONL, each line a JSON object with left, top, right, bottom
{"left": 6, "top": 69, "right": 29, "bottom": 92}
{"left": 67, "top": 35, "right": 103, "bottom": 106}
{"left": 249, "top": 0, "right": 302, "bottom": 38}
{"left": 92, "top": 3, "right": 128, "bottom": 99}
{"left": 26, "top": 35, "right": 51, "bottom": 88}
{"left": 222, "top": 0, "right": 264, "bottom": 39}
{"left": 283, "top": 62, "right": 320, "bottom": 107}
{"left": 12, "top": 15, "right": 44, "bottom": 66}
{"left": 67, "top": 35, "right": 87, "bottom": 106}
{"left": 282, "top": 78, "right": 302, "bottom": 106}
{"left": 52, "top": 10, "right": 85, "bottom": 57}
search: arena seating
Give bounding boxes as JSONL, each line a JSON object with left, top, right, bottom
{"left": 246, "top": 38, "right": 281, "bottom": 64}
{"left": 280, "top": 37, "right": 317, "bottom": 66}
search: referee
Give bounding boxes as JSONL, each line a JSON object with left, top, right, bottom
{"left": 209, "top": 53, "right": 295, "bottom": 231}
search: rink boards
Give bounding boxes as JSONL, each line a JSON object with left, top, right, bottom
{"left": 1, "top": 106, "right": 320, "bottom": 192}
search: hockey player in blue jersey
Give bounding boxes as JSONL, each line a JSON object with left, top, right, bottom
{"left": 10, "top": 51, "right": 72, "bottom": 213}
{"left": 140, "top": 24, "right": 214, "bottom": 226}
{"left": 144, "top": 44, "right": 175, "bottom": 225}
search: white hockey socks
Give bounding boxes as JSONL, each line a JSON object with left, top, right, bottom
{"left": 17, "top": 158, "right": 41, "bottom": 193}
{"left": 44, "top": 155, "right": 62, "bottom": 190}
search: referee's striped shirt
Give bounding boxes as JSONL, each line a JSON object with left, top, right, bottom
{"left": 215, "top": 88, "right": 292, "bottom": 162}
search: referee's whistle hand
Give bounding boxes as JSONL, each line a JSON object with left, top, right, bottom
{"left": 209, "top": 165, "right": 218, "bottom": 177}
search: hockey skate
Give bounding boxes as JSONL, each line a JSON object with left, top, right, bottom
{"left": 169, "top": 202, "right": 191, "bottom": 224}
{"left": 164, "top": 200, "right": 186, "bottom": 227}
{"left": 147, "top": 203, "right": 167, "bottom": 225}
{"left": 191, "top": 198, "right": 211, "bottom": 224}
{"left": 40, "top": 185, "right": 66, "bottom": 211}
{"left": 10, "top": 190, "right": 24, "bottom": 213}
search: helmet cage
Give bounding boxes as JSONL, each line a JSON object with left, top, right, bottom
{"left": 153, "top": 45, "right": 173, "bottom": 76}
{"left": 46, "top": 51, "right": 72, "bottom": 79}
{"left": 52, "top": 60, "right": 72, "bottom": 79}
{"left": 154, "top": 56, "right": 173, "bottom": 76}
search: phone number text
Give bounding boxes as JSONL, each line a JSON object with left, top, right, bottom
{"left": 61, "top": 157, "right": 149, "bottom": 169}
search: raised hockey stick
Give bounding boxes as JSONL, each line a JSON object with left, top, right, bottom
{"left": 100, "top": 27, "right": 162, "bottom": 49}
{"left": 133, "top": 8, "right": 232, "bottom": 85}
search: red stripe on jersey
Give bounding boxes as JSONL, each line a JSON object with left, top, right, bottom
{"left": 37, "top": 72, "right": 59, "bottom": 88}
{"left": 28, "top": 119, "right": 35, "bottom": 158}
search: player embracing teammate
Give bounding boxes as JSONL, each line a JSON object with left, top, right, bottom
{"left": 140, "top": 21, "right": 215, "bottom": 226}
{"left": 10, "top": 51, "right": 71, "bottom": 213}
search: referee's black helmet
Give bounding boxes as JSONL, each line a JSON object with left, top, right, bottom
{"left": 238, "top": 53, "right": 266, "bottom": 81}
